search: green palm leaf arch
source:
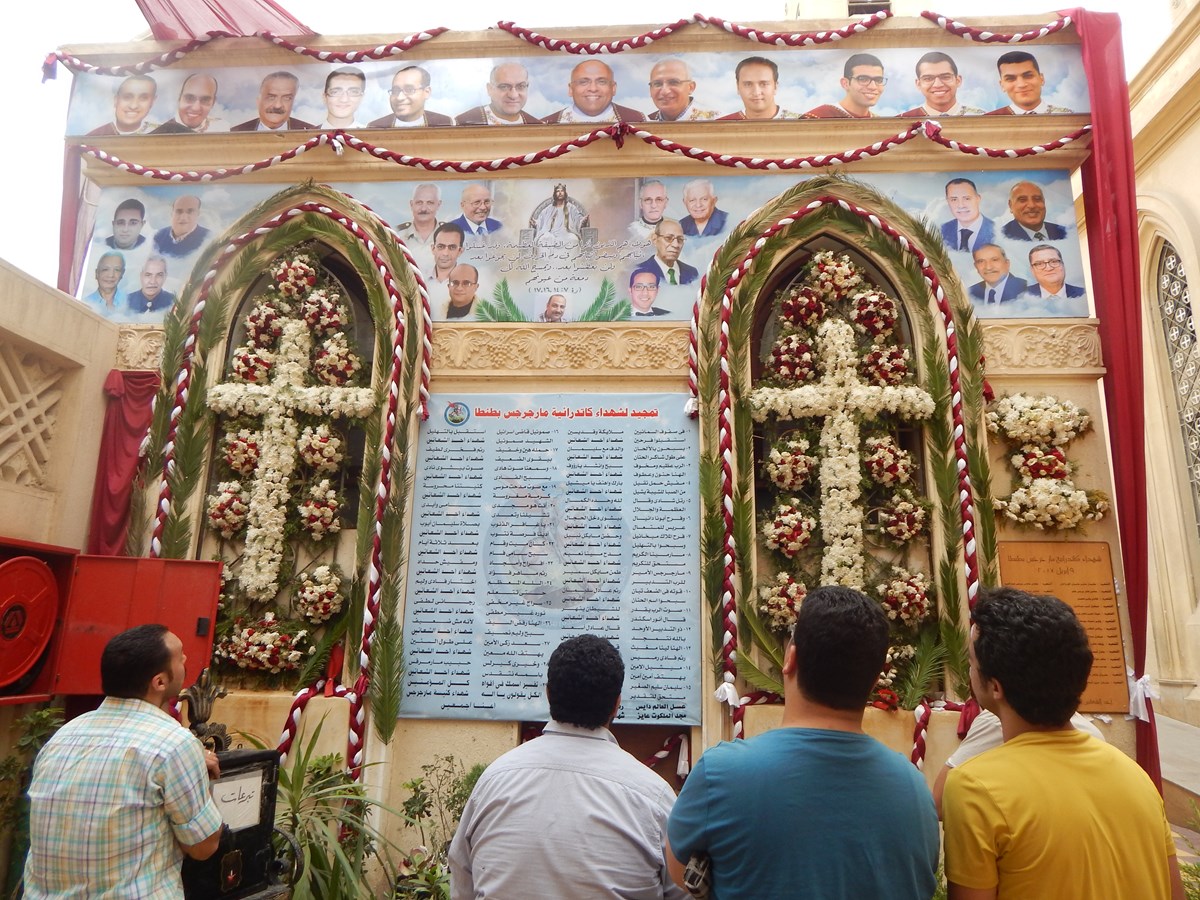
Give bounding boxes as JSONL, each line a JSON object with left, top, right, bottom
{"left": 694, "top": 173, "right": 995, "bottom": 703}
{"left": 134, "top": 184, "right": 424, "bottom": 737}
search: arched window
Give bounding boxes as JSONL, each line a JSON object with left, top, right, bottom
{"left": 1154, "top": 240, "right": 1200, "bottom": 539}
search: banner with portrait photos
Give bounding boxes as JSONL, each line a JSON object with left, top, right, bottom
{"left": 77, "top": 168, "right": 1088, "bottom": 324}
{"left": 66, "top": 44, "right": 1087, "bottom": 136}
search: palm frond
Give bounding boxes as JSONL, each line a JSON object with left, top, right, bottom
{"left": 737, "top": 652, "right": 783, "bottom": 696}
{"left": 938, "top": 612, "right": 970, "bottom": 699}
{"left": 897, "top": 626, "right": 949, "bottom": 709}
{"left": 369, "top": 579, "right": 404, "bottom": 744}
{"left": 475, "top": 279, "right": 529, "bottom": 322}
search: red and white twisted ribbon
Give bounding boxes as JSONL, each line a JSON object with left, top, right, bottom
{"left": 76, "top": 121, "right": 1091, "bottom": 186}
{"left": 920, "top": 11, "right": 1073, "bottom": 44}
{"left": 733, "top": 691, "right": 782, "bottom": 741}
{"left": 45, "top": 10, "right": 1067, "bottom": 81}
{"left": 45, "top": 32, "right": 233, "bottom": 78}
{"left": 256, "top": 29, "right": 447, "bottom": 62}
{"left": 498, "top": 12, "right": 891, "bottom": 54}
{"left": 497, "top": 17, "right": 697, "bottom": 53}
{"left": 44, "top": 29, "right": 445, "bottom": 78}
{"left": 910, "top": 698, "right": 970, "bottom": 770}
{"left": 697, "top": 11, "right": 891, "bottom": 45}
{"left": 642, "top": 732, "right": 691, "bottom": 778}
{"left": 920, "top": 119, "right": 1091, "bottom": 158}
{"left": 697, "top": 196, "right": 982, "bottom": 735}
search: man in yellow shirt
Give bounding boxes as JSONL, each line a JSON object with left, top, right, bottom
{"left": 943, "top": 587, "right": 1185, "bottom": 900}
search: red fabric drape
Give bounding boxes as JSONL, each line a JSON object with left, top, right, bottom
{"left": 1073, "top": 9, "right": 1160, "bottom": 787}
{"left": 58, "top": 146, "right": 81, "bottom": 295}
{"left": 86, "top": 370, "right": 161, "bottom": 556}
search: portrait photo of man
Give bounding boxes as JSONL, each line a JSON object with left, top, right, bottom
{"left": 319, "top": 66, "right": 367, "bottom": 129}
{"left": 1002, "top": 180, "right": 1068, "bottom": 241}
{"left": 397, "top": 183, "right": 443, "bottom": 251}
{"left": 719, "top": 56, "right": 799, "bottom": 121}
{"left": 635, "top": 218, "right": 698, "bottom": 286}
{"left": 939, "top": 178, "right": 996, "bottom": 252}
{"left": 371, "top": 66, "right": 454, "bottom": 128}
{"left": 969, "top": 243, "right": 1027, "bottom": 305}
{"left": 628, "top": 269, "right": 669, "bottom": 317}
{"left": 126, "top": 255, "right": 176, "bottom": 315}
{"left": 430, "top": 222, "right": 465, "bottom": 283}
{"left": 537, "top": 294, "right": 568, "bottom": 323}
{"left": 88, "top": 74, "right": 158, "bottom": 136}
{"left": 900, "top": 52, "right": 983, "bottom": 117}
{"left": 646, "top": 58, "right": 717, "bottom": 122}
{"left": 529, "top": 183, "right": 590, "bottom": 247}
{"left": 628, "top": 179, "right": 669, "bottom": 243}
{"left": 803, "top": 53, "right": 886, "bottom": 119}
{"left": 542, "top": 60, "right": 645, "bottom": 124}
{"left": 456, "top": 62, "right": 541, "bottom": 126}
{"left": 83, "top": 251, "right": 126, "bottom": 318}
{"left": 105, "top": 198, "right": 146, "bottom": 251}
{"left": 442, "top": 264, "right": 481, "bottom": 320}
{"left": 152, "top": 72, "right": 220, "bottom": 134}
{"left": 231, "top": 71, "right": 314, "bottom": 131}
{"left": 152, "top": 194, "right": 210, "bottom": 258}
{"left": 986, "top": 50, "right": 1073, "bottom": 115}
{"left": 450, "top": 183, "right": 503, "bottom": 246}
{"left": 680, "top": 179, "right": 728, "bottom": 238}
{"left": 1022, "top": 244, "right": 1086, "bottom": 301}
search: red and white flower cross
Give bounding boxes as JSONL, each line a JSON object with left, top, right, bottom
{"left": 207, "top": 317, "right": 374, "bottom": 599}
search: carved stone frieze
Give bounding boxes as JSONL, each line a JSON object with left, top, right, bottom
{"left": 981, "top": 321, "right": 1103, "bottom": 373}
{"left": 0, "top": 344, "right": 64, "bottom": 487}
{"left": 431, "top": 324, "right": 691, "bottom": 374}
{"left": 116, "top": 326, "right": 167, "bottom": 371}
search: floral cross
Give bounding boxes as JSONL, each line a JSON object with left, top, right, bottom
{"left": 207, "top": 318, "right": 374, "bottom": 598}
{"left": 750, "top": 318, "right": 934, "bottom": 587}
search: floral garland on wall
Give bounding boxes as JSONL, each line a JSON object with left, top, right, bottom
{"left": 748, "top": 251, "right": 937, "bottom": 704}
{"left": 205, "top": 250, "right": 375, "bottom": 676}
{"left": 987, "top": 393, "right": 1109, "bottom": 530}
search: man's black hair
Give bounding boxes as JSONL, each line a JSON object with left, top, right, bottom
{"left": 735, "top": 56, "right": 779, "bottom": 83}
{"left": 996, "top": 50, "right": 1040, "bottom": 72}
{"left": 114, "top": 198, "right": 145, "bottom": 218}
{"left": 844, "top": 53, "right": 884, "bottom": 79}
{"left": 433, "top": 221, "right": 465, "bottom": 244}
{"left": 915, "top": 51, "right": 959, "bottom": 78}
{"left": 547, "top": 634, "right": 624, "bottom": 729}
{"left": 790, "top": 585, "right": 888, "bottom": 710}
{"left": 944, "top": 177, "right": 979, "bottom": 194}
{"left": 972, "top": 586, "right": 1092, "bottom": 726}
{"left": 101, "top": 624, "right": 172, "bottom": 698}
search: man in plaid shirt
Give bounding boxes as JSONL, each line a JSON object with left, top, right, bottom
{"left": 24, "top": 625, "right": 224, "bottom": 898}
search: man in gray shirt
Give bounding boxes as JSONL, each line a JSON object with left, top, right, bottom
{"left": 450, "top": 635, "right": 684, "bottom": 899}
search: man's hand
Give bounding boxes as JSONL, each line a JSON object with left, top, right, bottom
{"left": 204, "top": 750, "right": 220, "bottom": 780}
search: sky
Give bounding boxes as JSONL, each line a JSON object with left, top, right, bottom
{"left": 0, "top": 0, "right": 1169, "bottom": 289}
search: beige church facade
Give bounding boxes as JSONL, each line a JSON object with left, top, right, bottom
{"left": 0, "top": 8, "right": 1169, "bottom": 874}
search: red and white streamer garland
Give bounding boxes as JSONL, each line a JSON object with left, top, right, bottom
{"left": 642, "top": 732, "right": 691, "bottom": 778}
{"left": 76, "top": 121, "right": 1092, "bottom": 185}
{"left": 497, "top": 17, "right": 697, "bottom": 53}
{"left": 43, "top": 11, "right": 1071, "bottom": 80}
{"left": 147, "top": 199, "right": 432, "bottom": 777}
{"left": 44, "top": 28, "right": 445, "bottom": 79}
{"left": 697, "top": 196, "right": 982, "bottom": 738}
{"left": 919, "top": 11, "right": 1072, "bottom": 44}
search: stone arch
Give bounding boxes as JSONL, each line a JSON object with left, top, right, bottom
{"left": 691, "top": 174, "right": 994, "bottom": 738}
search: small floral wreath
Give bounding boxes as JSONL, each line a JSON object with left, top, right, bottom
{"left": 757, "top": 571, "right": 807, "bottom": 633}
{"left": 764, "top": 436, "right": 818, "bottom": 491}
{"left": 762, "top": 498, "right": 819, "bottom": 559}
